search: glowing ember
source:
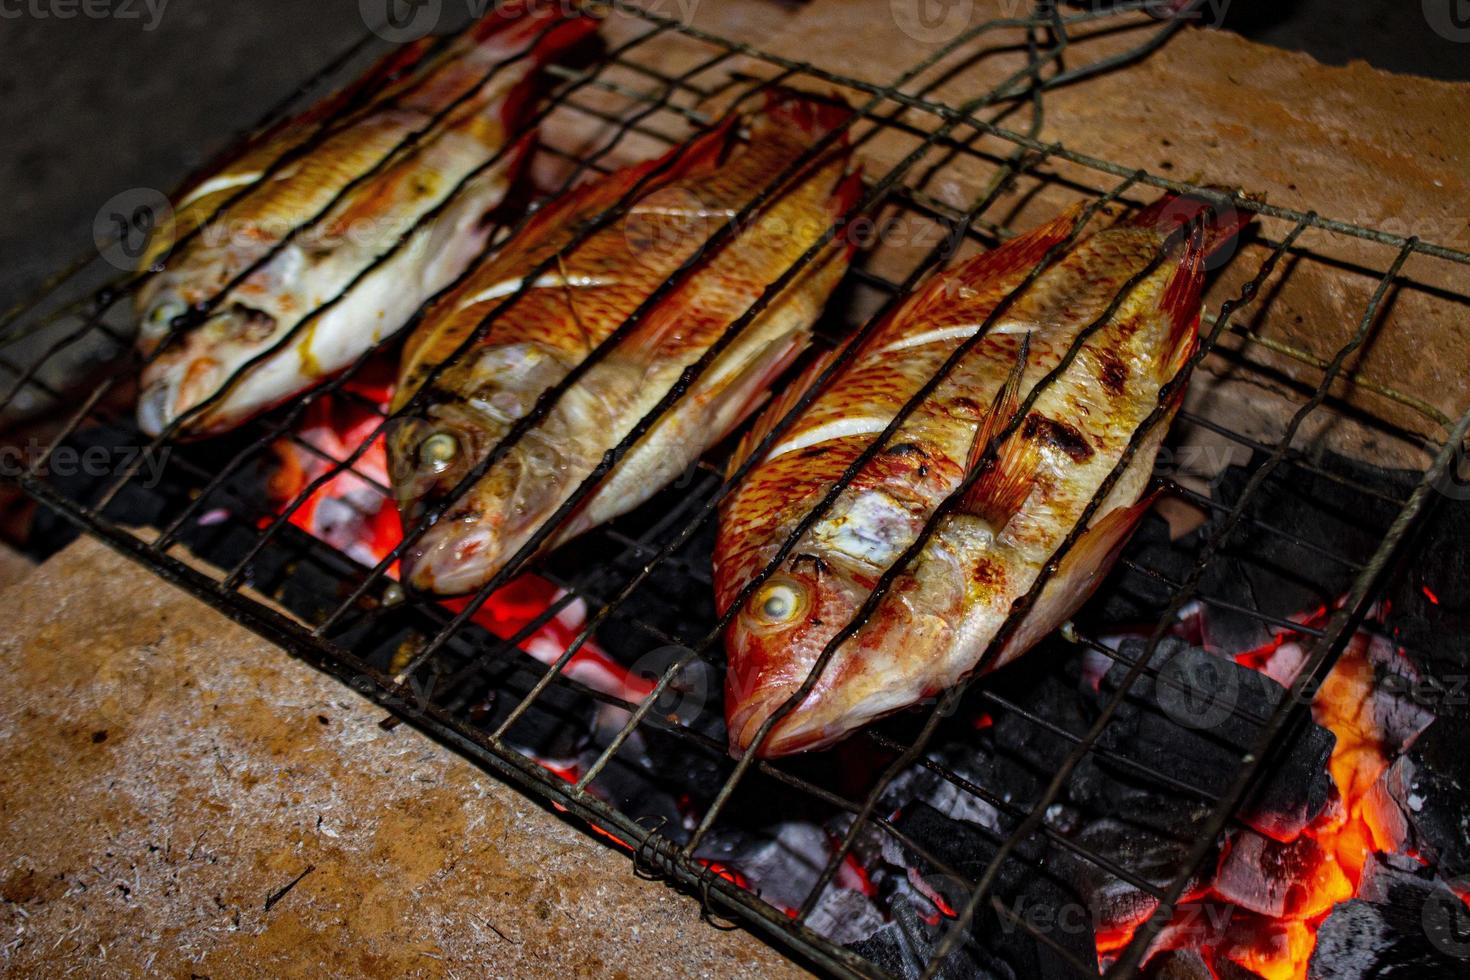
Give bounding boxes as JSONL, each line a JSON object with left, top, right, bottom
{"left": 267, "top": 378, "right": 653, "bottom": 707}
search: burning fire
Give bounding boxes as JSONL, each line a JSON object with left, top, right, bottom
{"left": 260, "top": 370, "right": 1439, "bottom": 978}
{"left": 266, "top": 374, "right": 654, "bottom": 720}
{"left": 1101, "top": 606, "right": 1423, "bottom": 980}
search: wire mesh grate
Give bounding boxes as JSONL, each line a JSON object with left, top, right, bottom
{"left": 3, "top": 2, "right": 1468, "bottom": 977}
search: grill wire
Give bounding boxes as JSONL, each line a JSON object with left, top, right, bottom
{"left": 3, "top": 1, "right": 1469, "bottom": 976}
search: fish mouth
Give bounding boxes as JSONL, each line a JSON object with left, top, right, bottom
{"left": 726, "top": 688, "right": 831, "bottom": 759}
{"left": 399, "top": 521, "right": 503, "bottom": 597}
{"left": 137, "top": 357, "right": 223, "bottom": 438}
{"left": 136, "top": 377, "right": 177, "bottom": 438}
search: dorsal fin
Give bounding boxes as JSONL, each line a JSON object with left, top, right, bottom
{"left": 959, "top": 332, "right": 1039, "bottom": 528}
{"left": 908, "top": 205, "right": 1084, "bottom": 320}
{"left": 726, "top": 343, "right": 844, "bottom": 478}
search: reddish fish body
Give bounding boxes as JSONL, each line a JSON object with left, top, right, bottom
{"left": 387, "top": 90, "right": 861, "bottom": 596}
{"left": 135, "top": 6, "right": 591, "bottom": 437}
{"left": 715, "top": 196, "right": 1249, "bottom": 757}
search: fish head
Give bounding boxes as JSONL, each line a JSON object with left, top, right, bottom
{"left": 722, "top": 482, "right": 953, "bottom": 757}
{"left": 388, "top": 343, "right": 575, "bottom": 596}
{"left": 722, "top": 547, "right": 876, "bottom": 757}
{"left": 136, "top": 302, "right": 281, "bottom": 437}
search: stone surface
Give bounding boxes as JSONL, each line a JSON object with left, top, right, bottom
{"left": 0, "top": 537, "right": 807, "bottom": 978}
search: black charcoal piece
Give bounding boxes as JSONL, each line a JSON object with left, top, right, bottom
{"left": 1091, "top": 638, "right": 1335, "bottom": 840}
{"left": 1213, "top": 829, "right": 1340, "bottom": 919}
{"left": 1382, "top": 719, "right": 1470, "bottom": 879}
{"left": 1198, "top": 456, "right": 1405, "bottom": 656}
{"left": 1308, "top": 890, "right": 1470, "bottom": 979}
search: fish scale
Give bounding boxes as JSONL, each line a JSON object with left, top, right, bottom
{"left": 716, "top": 194, "right": 1251, "bottom": 757}
{"left": 134, "top": 5, "right": 593, "bottom": 438}
{"left": 387, "top": 89, "right": 862, "bottom": 597}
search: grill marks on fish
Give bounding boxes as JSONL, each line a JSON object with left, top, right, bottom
{"left": 135, "top": 9, "right": 595, "bottom": 437}
{"left": 388, "top": 90, "right": 861, "bottom": 596}
{"left": 717, "top": 195, "right": 1251, "bottom": 757}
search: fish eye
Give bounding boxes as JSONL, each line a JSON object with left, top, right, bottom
{"left": 752, "top": 578, "right": 807, "bottom": 625}
{"left": 146, "top": 300, "right": 187, "bottom": 334}
{"left": 418, "top": 432, "right": 459, "bottom": 473}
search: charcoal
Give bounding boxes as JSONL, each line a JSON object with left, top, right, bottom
{"left": 804, "top": 884, "right": 887, "bottom": 947}
{"left": 1091, "top": 638, "right": 1335, "bottom": 839}
{"left": 1308, "top": 890, "right": 1470, "bottom": 979}
{"left": 1356, "top": 851, "right": 1442, "bottom": 904}
{"left": 1386, "top": 489, "right": 1470, "bottom": 681}
{"left": 1379, "top": 719, "right": 1470, "bottom": 878}
{"left": 1140, "top": 949, "right": 1215, "bottom": 980}
{"left": 846, "top": 899, "right": 1015, "bottom": 980}
{"left": 1213, "top": 829, "right": 1343, "bottom": 919}
{"left": 691, "top": 821, "right": 837, "bottom": 911}
{"left": 1050, "top": 814, "right": 1209, "bottom": 930}
{"left": 1140, "top": 949, "right": 1267, "bottom": 979}
{"left": 1199, "top": 456, "right": 1404, "bottom": 655}
{"left": 1088, "top": 511, "right": 1197, "bottom": 625}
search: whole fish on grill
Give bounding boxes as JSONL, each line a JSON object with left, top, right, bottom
{"left": 134, "top": 6, "right": 594, "bottom": 437}
{"left": 386, "top": 90, "right": 862, "bottom": 596}
{"left": 715, "top": 195, "right": 1250, "bottom": 757}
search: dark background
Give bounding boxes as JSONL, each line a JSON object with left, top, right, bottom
{"left": 2, "top": 0, "right": 1467, "bottom": 311}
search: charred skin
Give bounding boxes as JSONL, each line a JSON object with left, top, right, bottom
{"left": 717, "top": 196, "right": 1250, "bottom": 757}
{"left": 387, "top": 90, "right": 861, "bottom": 597}
{"left": 135, "top": 6, "right": 593, "bottom": 438}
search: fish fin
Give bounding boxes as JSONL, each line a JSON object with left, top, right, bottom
{"left": 1126, "top": 190, "right": 1253, "bottom": 261}
{"left": 911, "top": 205, "right": 1084, "bottom": 318}
{"left": 960, "top": 333, "right": 1039, "bottom": 528}
{"left": 702, "top": 330, "right": 813, "bottom": 447}
{"left": 726, "top": 343, "right": 843, "bottom": 478}
{"left": 998, "top": 488, "right": 1162, "bottom": 666}
{"left": 1157, "top": 226, "right": 1207, "bottom": 380}
{"left": 491, "top": 11, "right": 599, "bottom": 132}
{"left": 754, "top": 88, "right": 855, "bottom": 144}
{"left": 829, "top": 166, "right": 866, "bottom": 255}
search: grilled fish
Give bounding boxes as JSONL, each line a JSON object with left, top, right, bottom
{"left": 715, "top": 195, "right": 1249, "bottom": 757}
{"left": 387, "top": 90, "right": 861, "bottom": 596}
{"left": 135, "top": 7, "right": 593, "bottom": 437}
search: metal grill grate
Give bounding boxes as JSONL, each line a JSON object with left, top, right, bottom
{"left": 4, "top": 2, "right": 1469, "bottom": 976}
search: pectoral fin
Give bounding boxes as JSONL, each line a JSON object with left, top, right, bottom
{"left": 959, "top": 332, "right": 1038, "bottom": 529}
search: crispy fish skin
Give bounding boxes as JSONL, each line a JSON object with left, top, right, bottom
{"left": 387, "top": 90, "right": 861, "bottom": 597}
{"left": 715, "top": 196, "right": 1250, "bottom": 757}
{"left": 135, "top": 7, "right": 592, "bottom": 438}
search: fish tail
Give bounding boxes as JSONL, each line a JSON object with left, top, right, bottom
{"left": 829, "top": 166, "right": 867, "bottom": 257}
{"left": 1157, "top": 224, "right": 1208, "bottom": 380}
{"left": 755, "top": 88, "right": 856, "bottom": 145}
{"left": 1126, "top": 190, "right": 1252, "bottom": 260}
{"left": 478, "top": 6, "right": 598, "bottom": 134}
